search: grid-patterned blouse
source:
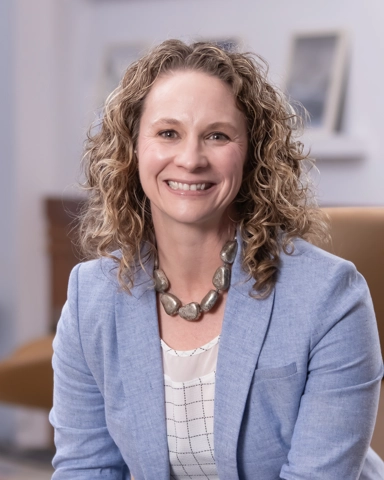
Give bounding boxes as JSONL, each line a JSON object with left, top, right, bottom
{"left": 161, "top": 336, "right": 220, "bottom": 479}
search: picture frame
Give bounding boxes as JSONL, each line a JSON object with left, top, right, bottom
{"left": 212, "top": 38, "right": 239, "bottom": 52}
{"left": 98, "top": 42, "right": 147, "bottom": 105}
{"left": 200, "top": 37, "right": 240, "bottom": 53}
{"left": 284, "top": 30, "right": 348, "bottom": 136}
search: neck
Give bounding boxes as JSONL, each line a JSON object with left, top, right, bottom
{"left": 153, "top": 218, "right": 235, "bottom": 300}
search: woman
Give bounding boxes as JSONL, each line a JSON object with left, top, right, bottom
{"left": 50, "top": 40, "right": 384, "bottom": 479}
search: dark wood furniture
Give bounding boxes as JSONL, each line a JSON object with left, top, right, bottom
{"left": 45, "top": 198, "right": 84, "bottom": 331}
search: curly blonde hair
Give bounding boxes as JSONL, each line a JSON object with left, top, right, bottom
{"left": 80, "top": 39, "right": 328, "bottom": 297}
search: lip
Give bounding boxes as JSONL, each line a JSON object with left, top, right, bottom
{"left": 163, "top": 180, "right": 216, "bottom": 196}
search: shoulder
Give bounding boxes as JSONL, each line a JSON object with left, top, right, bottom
{"left": 275, "top": 237, "right": 375, "bottom": 342}
{"left": 276, "top": 237, "right": 372, "bottom": 322}
{"left": 278, "top": 237, "right": 360, "bottom": 287}
{"left": 66, "top": 256, "right": 121, "bottom": 317}
{"left": 66, "top": 251, "right": 154, "bottom": 313}
{"left": 73, "top": 255, "right": 120, "bottom": 286}
{"left": 69, "top": 247, "right": 153, "bottom": 296}
{"left": 275, "top": 240, "right": 380, "bottom": 360}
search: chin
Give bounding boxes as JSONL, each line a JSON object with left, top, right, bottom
{"left": 172, "top": 214, "right": 212, "bottom": 226}
{"left": 151, "top": 201, "right": 231, "bottom": 228}
{"left": 168, "top": 210, "right": 227, "bottom": 227}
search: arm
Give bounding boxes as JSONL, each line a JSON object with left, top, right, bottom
{"left": 280, "top": 261, "right": 383, "bottom": 479}
{"left": 49, "top": 264, "right": 129, "bottom": 479}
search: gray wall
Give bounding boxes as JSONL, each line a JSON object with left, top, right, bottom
{"left": 0, "top": 0, "right": 16, "bottom": 442}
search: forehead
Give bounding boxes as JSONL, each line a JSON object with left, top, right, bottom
{"left": 140, "top": 70, "right": 243, "bottom": 123}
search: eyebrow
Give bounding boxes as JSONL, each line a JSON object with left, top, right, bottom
{"left": 151, "top": 118, "right": 182, "bottom": 128}
{"left": 207, "top": 121, "right": 238, "bottom": 133}
{"left": 151, "top": 118, "right": 238, "bottom": 132}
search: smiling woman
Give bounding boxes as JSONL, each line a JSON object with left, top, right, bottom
{"left": 49, "top": 40, "right": 384, "bottom": 479}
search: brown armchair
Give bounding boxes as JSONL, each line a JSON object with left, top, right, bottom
{"left": 0, "top": 335, "right": 54, "bottom": 409}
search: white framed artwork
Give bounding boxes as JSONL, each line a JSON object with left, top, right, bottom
{"left": 284, "top": 30, "right": 349, "bottom": 136}
{"left": 98, "top": 43, "right": 147, "bottom": 105}
{"left": 198, "top": 37, "right": 241, "bottom": 53}
{"left": 212, "top": 38, "right": 239, "bottom": 52}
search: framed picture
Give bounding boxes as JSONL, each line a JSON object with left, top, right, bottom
{"left": 284, "top": 30, "right": 348, "bottom": 135}
{"left": 213, "top": 38, "right": 239, "bottom": 52}
{"left": 99, "top": 43, "right": 147, "bottom": 105}
{"left": 201, "top": 37, "right": 240, "bottom": 53}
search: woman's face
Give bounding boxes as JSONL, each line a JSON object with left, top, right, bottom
{"left": 137, "top": 70, "right": 248, "bottom": 230}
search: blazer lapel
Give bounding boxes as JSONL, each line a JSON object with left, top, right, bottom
{"left": 214, "top": 244, "right": 275, "bottom": 479}
{"left": 115, "top": 260, "right": 170, "bottom": 479}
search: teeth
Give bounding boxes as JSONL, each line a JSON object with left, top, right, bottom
{"left": 168, "top": 181, "right": 209, "bottom": 191}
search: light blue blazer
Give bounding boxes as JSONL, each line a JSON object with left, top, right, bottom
{"left": 50, "top": 238, "right": 384, "bottom": 479}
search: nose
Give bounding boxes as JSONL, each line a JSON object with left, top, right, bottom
{"left": 173, "top": 137, "right": 208, "bottom": 171}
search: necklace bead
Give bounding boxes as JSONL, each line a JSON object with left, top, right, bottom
{"left": 200, "top": 290, "right": 219, "bottom": 312}
{"left": 212, "top": 265, "right": 231, "bottom": 291}
{"left": 220, "top": 240, "right": 238, "bottom": 264}
{"left": 154, "top": 238, "right": 238, "bottom": 321}
{"left": 178, "top": 302, "right": 201, "bottom": 321}
{"left": 154, "top": 269, "right": 169, "bottom": 292}
{"left": 160, "top": 293, "right": 181, "bottom": 315}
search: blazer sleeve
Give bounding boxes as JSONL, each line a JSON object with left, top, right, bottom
{"left": 49, "top": 263, "right": 129, "bottom": 479}
{"left": 279, "top": 260, "right": 384, "bottom": 480}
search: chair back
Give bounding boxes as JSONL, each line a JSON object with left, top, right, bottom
{"left": 318, "top": 207, "right": 384, "bottom": 357}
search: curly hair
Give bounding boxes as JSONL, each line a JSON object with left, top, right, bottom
{"left": 79, "top": 38, "right": 328, "bottom": 297}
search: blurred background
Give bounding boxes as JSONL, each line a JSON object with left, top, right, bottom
{"left": 0, "top": 0, "right": 383, "bottom": 476}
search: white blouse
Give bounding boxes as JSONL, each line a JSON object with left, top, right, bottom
{"left": 161, "top": 336, "right": 220, "bottom": 479}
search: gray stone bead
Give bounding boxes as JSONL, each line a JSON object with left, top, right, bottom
{"left": 200, "top": 290, "right": 219, "bottom": 312}
{"left": 160, "top": 293, "right": 181, "bottom": 316}
{"left": 220, "top": 240, "right": 238, "bottom": 264}
{"left": 212, "top": 265, "right": 231, "bottom": 291}
{"left": 178, "top": 302, "right": 201, "bottom": 321}
{"left": 153, "top": 269, "right": 169, "bottom": 293}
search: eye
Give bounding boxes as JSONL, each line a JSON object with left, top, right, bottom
{"left": 159, "top": 130, "right": 178, "bottom": 139}
{"left": 207, "top": 132, "right": 230, "bottom": 141}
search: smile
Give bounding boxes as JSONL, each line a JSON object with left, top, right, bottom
{"left": 167, "top": 181, "right": 213, "bottom": 191}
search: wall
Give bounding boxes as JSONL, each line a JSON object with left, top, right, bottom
{"left": 0, "top": 0, "right": 16, "bottom": 443}
{"left": 4, "top": 0, "right": 384, "bottom": 447}
{"left": 82, "top": 0, "right": 384, "bottom": 206}
{"left": 4, "top": 0, "right": 65, "bottom": 447}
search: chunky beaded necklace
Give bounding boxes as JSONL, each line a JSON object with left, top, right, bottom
{"left": 154, "top": 238, "right": 238, "bottom": 321}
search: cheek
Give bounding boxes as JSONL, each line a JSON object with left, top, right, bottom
{"left": 138, "top": 139, "right": 171, "bottom": 173}
{"left": 225, "top": 157, "right": 245, "bottom": 186}
{"left": 226, "top": 163, "right": 245, "bottom": 202}
{"left": 220, "top": 144, "right": 246, "bottom": 178}
{"left": 138, "top": 147, "right": 161, "bottom": 182}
